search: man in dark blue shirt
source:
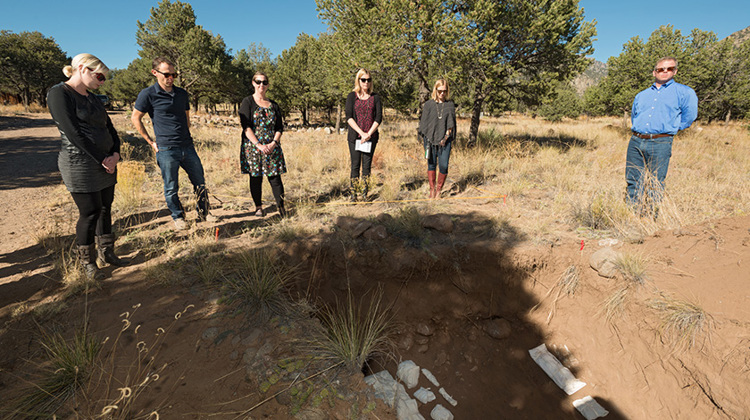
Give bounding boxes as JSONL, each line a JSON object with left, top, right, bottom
{"left": 132, "top": 57, "right": 216, "bottom": 230}
{"left": 627, "top": 56, "right": 698, "bottom": 214}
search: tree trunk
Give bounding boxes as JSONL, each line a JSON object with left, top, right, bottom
{"left": 335, "top": 101, "right": 341, "bottom": 133}
{"left": 724, "top": 108, "right": 731, "bottom": 125}
{"left": 469, "top": 81, "right": 485, "bottom": 146}
{"left": 302, "top": 106, "right": 309, "bottom": 126}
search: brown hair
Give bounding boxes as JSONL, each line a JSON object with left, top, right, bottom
{"left": 152, "top": 57, "right": 175, "bottom": 70}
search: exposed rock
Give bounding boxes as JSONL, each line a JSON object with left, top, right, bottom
{"left": 414, "top": 387, "right": 436, "bottom": 404}
{"left": 431, "top": 404, "right": 454, "bottom": 420}
{"left": 352, "top": 220, "right": 373, "bottom": 238}
{"left": 398, "top": 333, "right": 414, "bottom": 351}
{"left": 364, "top": 370, "right": 398, "bottom": 408}
{"left": 422, "top": 214, "right": 454, "bottom": 233}
{"left": 421, "top": 368, "right": 440, "bottom": 387}
{"left": 243, "top": 347, "right": 257, "bottom": 364}
{"left": 435, "top": 351, "right": 448, "bottom": 366}
{"left": 201, "top": 327, "right": 219, "bottom": 341}
{"left": 324, "top": 127, "right": 333, "bottom": 134}
{"left": 589, "top": 247, "right": 620, "bottom": 278}
{"left": 336, "top": 215, "right": 359, "bottom": 230}
{"left": 364, "top": 225, "right": 388, "bottom": 240}
{"left": 397, "top": 360, "right": 420, "bottom": 389}
{"left": 438, "top": 388, "right": 458, "bottom": 406}
{"left": 242, "top": 328, "right": 263, "bottom": 346}
{"left": 482, "top": 318, "right": 512, "bottom": 340}
{"left": 417, "top": 344, "right": 429, "bottom": 353}
{"left": 416, "top": 322, "right": 435, "bottom": 336}
{"left": 376, "top": 213, "right": 394, "bottom": 224}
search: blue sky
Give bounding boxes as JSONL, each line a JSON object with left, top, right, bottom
{"left": 1, "top": 0, "right": 748, "bottom": 70}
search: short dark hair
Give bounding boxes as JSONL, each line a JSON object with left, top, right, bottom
{"left": 152, "top": 57, "right": 175, "bottom": 70}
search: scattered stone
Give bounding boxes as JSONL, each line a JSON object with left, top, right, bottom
{"left": 589, "top": 247, "right": 620, "bottom": 278}
{"left": 376, "top": 213, "right": 394, "bottom": 224}
{"left": 242, "top": 347, "right": 257, "bottom": 364}
{"left": 364, "top": 370, "right": 398, "bottom": 408}
{"left": 351, "top": 220, "right": 373, "bottom": 238}
{"left": 417, "top": 345, "right": 429, "bottom": 353}
{"left": 296, "top": 408, "right": 328, "bottom": 420}
{"left": 435, "top": 351, "right": 448, "bottom": 366}
{"left": 324, "top": 127, "right": 332, "bottom": 135}
{"left": 482, "top": 318, "right": 512, "bottom": 340}
{"left": 242, "top": 328, "right": 262, "bottom": 346}
{"left": 416, "top": 322, "right": 435, "bottom": 336}
{"left": 430, "top": 404, "right": 454, "bottom": 420}
{"left": 597, "top": 238, "right": 619, "bottom": 247}
{"left": 421, "top": 368, "right": 440, "bottom": 387}
{"left": 335, "top": 215, "right": 359, "bottom": 230}
{"left": 414, "top": 387, "right": 436, "bottom": 404}
{"left": 255, "top": 341, "right": 274, "bottom": 359}
{"left": 229, "top": 350, "right": 238, "bottom": 361}
{"left": 438, "top": 388, "right": 457, "bottom": 406}
{"left": 398, "top": 334, "right": 414, "bottom": 351}
{"left": 397, "top": 360, "right": 420, "bottom": 389}
{"left": 528, "top": 343, "right": 586, "bottom": 395}
{"left": 202, "top": 327, "right": 219, "bottom": 341}
{"left": 231, "top": 335, "right": 241, "bottom": 346}
{"left": 415, "top": 336, "right": 429, "bottom": 345}
{"left": 397, "top": 398, "right": 424, "bottom": 420}
{"left": 364, "top": 225, "right": 388, "bottom": 240}
{"left": 422, "top": 214, "right": 454, "bottom": 233}
{"left": 573, "top": 396, "right": 610, "bottom": 420}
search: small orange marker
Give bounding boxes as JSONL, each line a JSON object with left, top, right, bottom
{"left": 215, "top": 227, "right": 219, "bottom": 241}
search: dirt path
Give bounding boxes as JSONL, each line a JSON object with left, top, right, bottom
{"left": 0, "top": 113, "right": 64, "bottom": 306}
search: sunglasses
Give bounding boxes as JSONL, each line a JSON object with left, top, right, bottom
{"left": 93, "top": 72, "right": 106, "bottom": 82}
{"left": 156, "top": 70, "right": 178, "bottom": 78}
{"left": 437, "top": 89, "right": 447, "bottom": 93}
{"left": 655, "top": 66, "right": 676, "bottom": 73}
{"left": 254, "top": 79, "right": 269, "bottom": 85}
{"left": 360, "top": 78, "right": 372, "bottom": 83}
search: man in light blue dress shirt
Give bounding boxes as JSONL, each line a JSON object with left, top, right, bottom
{"left": 627, "top": 56, "right": 698, "bottom": 214}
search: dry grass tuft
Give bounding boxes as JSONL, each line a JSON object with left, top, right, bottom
{"left": 308, "top": 289, "right": 394, "bottom": 372}
{"left": 602, "top": 286, "right": 630, "bottom": 322}
{"left": 224, "top": 249, "right": 298, "bottom": 320}
{"left": 614, "top": 252, "right": 649, "bottom": 285}
{"left": 114, "top": 160, "right": 147, "bottom": 216}
{"left": 648, "top": 295, "right": 713, "bottom": 350}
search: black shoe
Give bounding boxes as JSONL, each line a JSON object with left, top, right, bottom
{"left": 77, "top": 244, "right": 106, "bottom": 280}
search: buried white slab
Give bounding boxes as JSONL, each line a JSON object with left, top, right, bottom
{"left": 528, "top": 343, "right": 587, "bottom": 395}
{"left": 573, "top": 396, "right": 610, "bottom": 419}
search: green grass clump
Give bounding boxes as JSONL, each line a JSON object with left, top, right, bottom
{"left": 224, "top": 249, "right": 297, "bottom": 319}
{"left": 8, "top": 328, "right": 101, "bottom": 418}
{"left": 309, "top": 290, "right": 393, "bottom": 372}
{"left": 614, "top": 252, "right": 649, "bottom": 285}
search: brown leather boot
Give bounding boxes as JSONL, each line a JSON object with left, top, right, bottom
{"left": 428, "top": 170, "right": 437, "bottom": 198}
{"left": 436, "top": 173, "right": 447, "bottom": 198}
{"left": 77, "top": 244, "right": 105, "bottom": 280}
{"left": 96, "top": 234, "right": 129, "bottom": 267}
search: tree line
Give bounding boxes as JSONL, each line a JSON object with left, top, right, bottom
{"left": 2, "top": 0, "right": 748, "bottom": 135}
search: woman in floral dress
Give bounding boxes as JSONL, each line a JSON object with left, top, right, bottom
{"left": 239, "top": 72, "right": 287, "bottom": 217}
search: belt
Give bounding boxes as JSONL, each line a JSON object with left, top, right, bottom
{"left": 632, "top": 132, "right": 673, "bottom": 139}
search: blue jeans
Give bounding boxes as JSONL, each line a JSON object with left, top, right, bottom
{"left": 625, "top": 135, "right": 673, "bottom": 208}
{"left": 156, "top": 144, "right": 208, "bottom": 220}
{"left": 426, "top": 142, "right": 452, "bottom": 174}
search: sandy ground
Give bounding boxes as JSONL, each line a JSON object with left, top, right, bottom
{"left": 0, "top": 113, "right": 748, "bottom": 419}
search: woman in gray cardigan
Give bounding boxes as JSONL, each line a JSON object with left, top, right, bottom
{"left": 47, "top": 53, "right": 128, "bottom": 280}
{"left": 419, "top": 79, "right": 456, "bottom": 198}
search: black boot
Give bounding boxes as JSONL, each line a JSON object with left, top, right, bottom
{"left": 78, "top": 244, "right": 106, "bottom": 280}
{"left": 96, "top": 234, "right": 129, "bottom": 267}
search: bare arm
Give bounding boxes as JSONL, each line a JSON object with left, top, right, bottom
{"left": 131, "top": 109, "right": 158, "bottom": 152}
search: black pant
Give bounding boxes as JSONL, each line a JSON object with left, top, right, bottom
{"left": 348, "top": 140, "right": 378, "bottom": 179}
{"left": 70, "top": 185, "right": 115, "bottom": 246}
{"left": 250, "top": 175, "right": 284, "bottom": 208}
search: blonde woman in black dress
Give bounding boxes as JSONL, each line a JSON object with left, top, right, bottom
{"left": 47, "top": 53, "right": 128, "bottom": 280}
{"left": 345, "top": 68, "right": 382, "bottom": 200}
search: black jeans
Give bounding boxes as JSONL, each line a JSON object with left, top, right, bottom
{"left": 70, "top": 185, "right": 115, "bottom": 246}
{"left": 348, "top": 140, "right": 378, "bottom": 178}
{"left": 250, "top": 175, "right": 284, "bottom": 208}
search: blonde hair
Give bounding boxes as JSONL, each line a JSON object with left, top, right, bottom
{"left": 62, "top": 53, "right": 109, "bottom": 78}
{"left": 353, "top": 68, "right": 372, "bottom": 95}
{"left": 431, "top": 79, "right": 450, "bottom": 101}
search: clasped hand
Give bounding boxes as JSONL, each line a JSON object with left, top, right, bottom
{"left": 102, "top": 153, "right": 120, "bottom": 174}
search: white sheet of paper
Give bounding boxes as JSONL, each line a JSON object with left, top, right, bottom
{"left": 355, "top": 139, "right": 372, "bottom": 153}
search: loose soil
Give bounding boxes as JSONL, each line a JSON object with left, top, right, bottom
{"left": 0, "top": 113, "right": 748, "bottom": 419}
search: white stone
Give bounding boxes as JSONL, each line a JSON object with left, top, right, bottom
{"left": 528, "top": 343, "right": 586, "bottom": 395}
{"left": 421, "top": 368, "right": 440, "bottom": 386}
{"left": 413, "top": 387, "right": 436, "bottom": 404}
{"left": 396, "top": 390, "right": 423, "bottom": 420}
{"left": 430, "top": 404, "right": 454, "bottom": 420}
{"left": 438, "top": 387, "right": 457, "bottom": 406}
{"left": 573, "top": 396, "right": 609, "bottom": 419}
{"left": 364, "top": 370, "right": 398, "bottom": 408}
{"left": 324, "top": 127, "right": 333, "bottom": 134}
{"left": 397, "top": 360, "right": 420, "bottom": 389}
